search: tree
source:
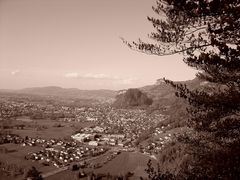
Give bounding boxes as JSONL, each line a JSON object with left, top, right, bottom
{"left": 146, "top": 160, "right": 176, "bottom": 180}
{"left": 25, "top": 166, "right": 42, "bottom": 180}
{"left": 124, "top": 0, "right": 240, "bottom": 179}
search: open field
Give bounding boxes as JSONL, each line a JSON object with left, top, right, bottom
{"left": 0, "top": 143, "right": 55, "bottom": 172}
{"left": 45, "top": 169, "right": 87, "bottom": 180}
{"left": 3, "top": 118, "right": 95, "bottom": 140}
{"left": 16, "top": 116, "right": 33, "bottom": 122}
{"left": 42, "top": 151, "right": 157, "bottom": 180}
{"left": 93, "top": 152, "right": 157, "bottom": 178}
{"left": 0, "top": 172, "right": 17, "bottom": 180}
{"left": 13, "top": 126, "right": 74, "bottom": 140}
{"left": 0, "top": 143, "right": 57, "bottom": 180}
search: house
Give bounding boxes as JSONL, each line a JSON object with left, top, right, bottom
{"left": 88, "top": 141, "right": 98, "bottom": 146}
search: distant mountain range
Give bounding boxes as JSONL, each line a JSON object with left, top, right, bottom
{"left": 0, "top": 78, "right": 206, "bottom": 104}
{"left": 0, "top": 86, "right": 117, "bottom": 101}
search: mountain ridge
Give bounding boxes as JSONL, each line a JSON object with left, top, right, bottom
{"left": 0, "top": 86, "right": 117, "bottom": 101}
{"left": 0, "top": 77, "right": 204, "bottom": 103}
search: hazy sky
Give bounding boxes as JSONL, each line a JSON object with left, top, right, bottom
{"left": 0, "top": 0, "right": 197, "bottom": 90}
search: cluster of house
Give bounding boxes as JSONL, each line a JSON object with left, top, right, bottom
{"left": 0, "top": 99, "right": 87, "bottom": 121}
{"left": 59, "top": 106, "right": 110, "bottom": 122}
{"left": 57, "top": 106, "right": 166, "bottom": 143}
{"left": 0, "top": 101, "right": 24, "bottom": 120}
{"left": 0, "top": 134, "right": 22, "bottom": 144}
{"left": 27, "top": 144, "right": 108, "bottom": 168}
{"left": 142, "top": 127, "right": 174, "bottom": 154}
{"left": 0, "top": 132, "right": 110, "bottom": 168}
{"left": 66, "top": 108, "right": 167, "bottom": 151}
{"left": 0, "top": 133, "right": 71, "bottom": 148}
{"left": 91, "top": 109, "right": 165, "bottom": 147}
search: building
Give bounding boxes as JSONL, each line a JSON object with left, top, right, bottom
{"left": 88, "top": 141, "right": 98, "bottom": 146}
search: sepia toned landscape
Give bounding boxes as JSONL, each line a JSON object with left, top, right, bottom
{"left": 1, "top": 0, "right": 240, "bottom": 180}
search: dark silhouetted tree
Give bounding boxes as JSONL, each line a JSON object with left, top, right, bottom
{"left": 25, "top": 166, "right": 42, "bottom": 180}
{"left": 145, "top": 160, "right": 176, "bottom": 180}
{"left": 124, "top": 0, "right": 240, "bottom": 179}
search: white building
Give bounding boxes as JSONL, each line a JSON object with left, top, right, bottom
{"left": 88, "top": 141, "right": 98, "bottom": 146}
{"left": 71, "top": 133, "right": 92, "bottom": 142}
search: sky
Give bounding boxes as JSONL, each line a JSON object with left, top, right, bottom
{"left": 0, "top": 0, "right": 197, "bottom": 90}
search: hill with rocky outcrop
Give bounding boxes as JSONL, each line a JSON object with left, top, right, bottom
{"left": 113, "top": 88, "right": 153, "bottom": 108}
{"left": 114, "top": 77, "right": 208, "bottom": 129}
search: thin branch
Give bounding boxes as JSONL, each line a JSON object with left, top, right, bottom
{"left": 121, "top": 39, "right": 212, "bottom": 57}
{"left": 185, "top": 26, "right": 208, "bottom": 36}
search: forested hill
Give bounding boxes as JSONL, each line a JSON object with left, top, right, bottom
{"left": 142, "top": 78, "right": 210, "bottom": 129}
{"left": 141, "top": 78, "right": 204, "bottom": 103}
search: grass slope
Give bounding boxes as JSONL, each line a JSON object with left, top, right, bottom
{"left": 94, "top": 152, "right": 157, "bottom": 178}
